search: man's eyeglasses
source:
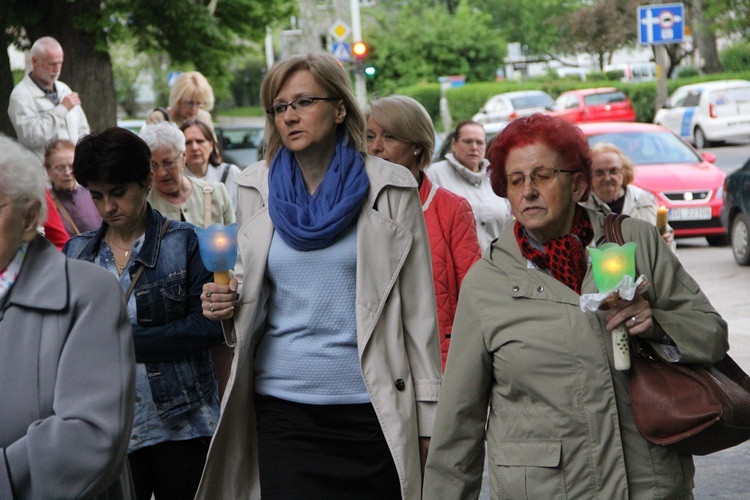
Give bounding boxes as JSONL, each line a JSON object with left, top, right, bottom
{"left": 151, "top": 155, "right": 182, "bottom": 171}
{"left": 593, "top": 167, "right": 623, "bottom": 178}
{"left": 266, "top": 96, "right": 339, "bottom": 116}
{"left": 506, "top": 167, "right": 577, "bottom": 190}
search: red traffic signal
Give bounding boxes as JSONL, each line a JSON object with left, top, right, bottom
{"left": 352, "top": 41, "right": 368, "bottom": 59}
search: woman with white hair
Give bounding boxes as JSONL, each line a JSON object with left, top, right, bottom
{"left": 587, "top": 142, "right": 675, "bottom": 251}
{"left": 0, "top": 135, "right": 135, "bottom": 499}
{"left": 140, "top": 121, "right": 234, "bottom": 227}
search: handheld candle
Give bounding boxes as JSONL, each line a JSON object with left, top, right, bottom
{"left": 589, "top": 242, "right": 637, "bottom": 370}
{"left": 194, "top": 223, "right": 239, "bottom": 285}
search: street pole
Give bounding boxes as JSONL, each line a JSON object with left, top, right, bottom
{"left": 350, "top": 0, "right": 366, "bottom": 108}
{"left": 654, "top": 44, "right": 670, "bottom": 111}
{"left": 265, "top": 27, "right": 274, "bottom": 70}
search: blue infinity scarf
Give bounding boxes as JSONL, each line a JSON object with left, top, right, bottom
{"left": 268, "top": 136, "right": 370, "bottom": 251}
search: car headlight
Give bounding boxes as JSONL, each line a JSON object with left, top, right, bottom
{"left": 715, "top": 185, "right": 724, "bottom": 200}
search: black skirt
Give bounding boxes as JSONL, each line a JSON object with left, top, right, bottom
{"left": 255, "top": 394, "right": 402, "bottom": 500}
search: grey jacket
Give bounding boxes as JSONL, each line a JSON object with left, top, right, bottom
{"left": 196, "top": 156, "right": 442, "bottom": 499}
{"left": 0, "top": 235, "right": 135, "bottom": 499}
{"left": 424, "top": 208, "right": 728, "bottom": 499}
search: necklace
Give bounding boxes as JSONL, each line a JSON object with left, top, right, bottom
{"left": 107, "top": 236, "right": 131, "bottom": 273}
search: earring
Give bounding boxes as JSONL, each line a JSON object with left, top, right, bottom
{"left": 413, "top": 150, "right": 419, "bottom": 156}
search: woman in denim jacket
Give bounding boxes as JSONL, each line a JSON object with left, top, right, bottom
{"left": 63, "top": 127, "right": 224, "bottom": 500}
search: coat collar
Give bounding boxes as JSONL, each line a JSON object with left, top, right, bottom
{"left": 75, "top": 203, "right": 168, "bottom": 269}
{"left": 234, "top": 154, "right": 417, "bottom": 206}
{"left": 6, "top": 235, "right": 68, "bottom": 311}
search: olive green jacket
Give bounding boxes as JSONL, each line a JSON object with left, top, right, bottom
{"left": 423, "top": 208, "right": 728, "bottom": 499}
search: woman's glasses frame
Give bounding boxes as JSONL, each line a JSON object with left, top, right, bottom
{"left": 265, "top": 96, "right": 339, "bottom": 117}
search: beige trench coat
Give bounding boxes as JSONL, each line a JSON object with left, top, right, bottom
{"left": 196, "top": 155, "right": 442, "bottom": 499}
{"left": 423, "top": 208, "right": 728, "bottom": 499}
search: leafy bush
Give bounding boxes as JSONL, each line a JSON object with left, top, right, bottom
{"left": 720, "top": 42, "right": 750, "bottom": 72}
{"left": 676, "top": 66, "right": 700, "bottom": 78}
{"left": 395, "top": 84, "right": 442, "bottom": 121}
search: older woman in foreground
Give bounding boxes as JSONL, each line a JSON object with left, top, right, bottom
{"left": 423, "top": 114, "right": 728, "bottom": 498}
{"left": 0, "top": 136, "right": 134, "bottom": 499}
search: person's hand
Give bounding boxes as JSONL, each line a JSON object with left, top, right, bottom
{"left": 419, "top": 437, "right": 431, "bottom": 474}
{"left": 202, "top": 278, "right": 238, "bottom": 321}
{"left": 605, "top": 294, "right": 657, "bottom": 339}
{"left": 61, "top": 92, "right": 81, "bottom": 110}
{"left": 661, "top": 228, "right": 674, "bottom": 248}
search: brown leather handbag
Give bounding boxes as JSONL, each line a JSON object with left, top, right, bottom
{"left": 604, "top": 213, "right": 750, "bottom": 455}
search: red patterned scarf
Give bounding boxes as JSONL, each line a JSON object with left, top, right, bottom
{"left": 514, "top": 205, "right": 594, "bottom": 294}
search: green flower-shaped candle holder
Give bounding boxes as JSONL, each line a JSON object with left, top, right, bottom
{"left": 589, "top": 242, "right": 637, "bottom": 370}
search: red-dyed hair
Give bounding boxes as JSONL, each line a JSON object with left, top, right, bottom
{"left": 487, "top": 113, "right": 592, "bottom": 199}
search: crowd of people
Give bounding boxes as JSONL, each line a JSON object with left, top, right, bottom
{"left": 1, "top": 37, "right": 730, "bottom": 500}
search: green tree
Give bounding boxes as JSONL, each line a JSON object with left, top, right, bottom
{"left": 557, "top": 0, "right": 640, "bottom": 70}
{"left": 365, "top": 1, "right": 505, "bottom": 93}
{"left": 469, "top": 0, "right": 585, "bottom": 59}
{"left": 2, "top": 0, "right": 294, "bottom": 135}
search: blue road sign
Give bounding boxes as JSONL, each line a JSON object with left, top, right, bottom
{"left": 332, "top": 42, "right": 351, "bottom": 63}
{"left": 638, "top": 3, "right": 685, "bottom": 45}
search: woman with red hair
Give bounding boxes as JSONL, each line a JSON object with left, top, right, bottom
{"left": 424, "top": 113, "right": 728, "bottom": 499}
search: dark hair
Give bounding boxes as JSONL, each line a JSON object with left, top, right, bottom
{"left": 487, "top": 113, "right": 592, "bottom": 199}
{"left": 73, "top": 127, "right": 152, "bottom": 188}
{"left": 453, "top": 120, "right": 484, "bottom": 140}
{"left": 180, "top": 118, "right": 222, "bottom": 166}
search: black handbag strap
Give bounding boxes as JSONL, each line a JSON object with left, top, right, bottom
{"left": 124, "top": 220, "right": 171, "bottom": 302}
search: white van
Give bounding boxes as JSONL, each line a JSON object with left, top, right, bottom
{"left": 604, "top": 62, "right": 657, "bottom": 82}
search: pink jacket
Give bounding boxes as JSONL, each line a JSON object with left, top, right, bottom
{"left": 420, "top": 174, "right": 481, "bottom": 369}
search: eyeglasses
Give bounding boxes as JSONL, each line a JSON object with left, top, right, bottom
{"left": 457, "top": 138, "right": 486, "bottom": 148}
{"left": 51, "top": 163, "right": 73, "bottom": 173}
{"left": 506, "top": 167, "right": 578, "bottom": 190}
{"left": 593, "top": 167, "right": 623, "bottom": 178}
{"left": 265, "top": 96, "right": 339, "bottom": 116}
{"left": 182, "top": 101, "right": 205, "bottom": 108}
{"left": 151, "top": 155, "right": 182, "bottom": 171}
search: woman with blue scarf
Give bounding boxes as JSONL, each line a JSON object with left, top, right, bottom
{"left": 195, "top": 52, "right": 441, "bottom": 499}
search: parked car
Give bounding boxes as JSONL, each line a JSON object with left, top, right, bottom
{"left": 721, "top": 156, "right": 750, "bottom": 264}
{"left": 117, "top": 119, "right": 145, "bottom": 134}
{"left": 215, "top": 123, "right": 264, "bottom": 168}
{"left": 550, "top": 87, "right": 637, "bottom": 123}
{"left": 603, "top": 62, "right": 657, "bottom": 83}
{"left": 471, "top": 90, "right": 554, "bottom": 126}
{"left": 653, "top": 79, "right": 750, "bottom": 149}
{"left": 580, "top": 122, "right": 728, "bottom": 245}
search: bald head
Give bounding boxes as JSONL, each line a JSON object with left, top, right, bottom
{"left": 30, "top": 37, "right": 63, "bottom": 88}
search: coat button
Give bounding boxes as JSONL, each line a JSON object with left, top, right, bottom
{"left": 395, "top": 379, "right": 406, "bottom": 391}
{"left": 537, "top": 285, "right": 544, "bottom": 292}
{"left": 512, "top": 285, "right": 520, "bottom": 292}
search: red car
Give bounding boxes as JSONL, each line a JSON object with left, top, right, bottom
{"left": 580, "top": 122, "right": 728, "bottom": 245}
{"left": 551, "top": 87, "right": 637, "bottom": 123}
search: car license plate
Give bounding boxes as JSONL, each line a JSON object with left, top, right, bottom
{"left": 669, "top": 207, "right": 712, "bottom": 221}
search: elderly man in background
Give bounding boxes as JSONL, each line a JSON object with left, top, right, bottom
{"left": 8, "top": 36, "right": 90, "bottom": 160}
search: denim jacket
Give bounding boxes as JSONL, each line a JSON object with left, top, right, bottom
{"left": 63, "top": 204, "right": 223, "bottom": 419}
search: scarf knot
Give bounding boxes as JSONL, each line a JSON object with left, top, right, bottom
{"left": 514, "top": 205, "right": 594, "bottom": 294}
{"left": 268, "top": 136, "right": 370, "bottom": 251}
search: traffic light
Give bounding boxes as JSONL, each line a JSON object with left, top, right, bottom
{"left": 364, "top": 66, "right": 376, "bottom": 77}
{"left": 352, "top": 41, "right": 368, "bottom": 60}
